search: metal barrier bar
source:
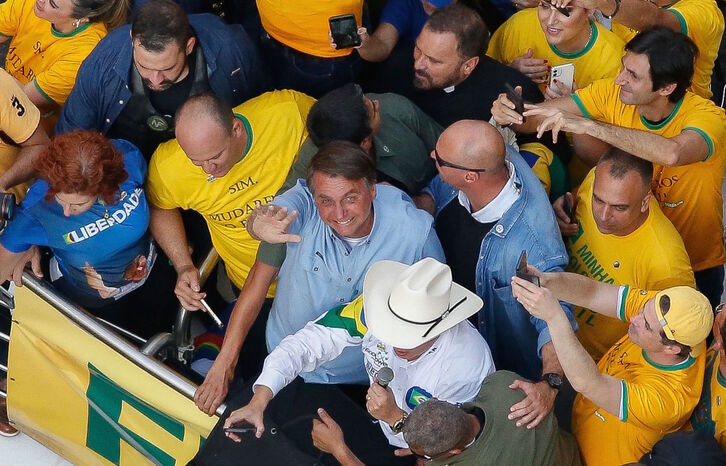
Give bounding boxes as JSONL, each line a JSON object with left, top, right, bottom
{"left": 0, "top": 331, "right": 8, "bottom": 343}
{"left": 19, "top": 272, "right": 226, "bottom": 416}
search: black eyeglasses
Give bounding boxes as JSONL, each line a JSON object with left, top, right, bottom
{"left": 541, "top": 0, "right": 571, "bottom": 17}
{"left": 434, "top": 149, "right": 487, "bottom": 173}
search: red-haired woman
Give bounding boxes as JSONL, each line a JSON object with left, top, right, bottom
{"left": 0, "top": 130, "right": 176, "bottom": 337}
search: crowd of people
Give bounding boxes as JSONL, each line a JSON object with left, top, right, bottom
{"left": 1, "top": 0, "right": 726, "bottom": 465}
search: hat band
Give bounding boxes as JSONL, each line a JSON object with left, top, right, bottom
{"left": 387, "top": 296, "right": 467, "bottom": 338}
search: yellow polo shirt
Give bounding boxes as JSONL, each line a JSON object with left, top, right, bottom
{"left": 568, "top": 168, "right": 694, "bottom": 361}
{"left": 610, "top": 0, "right": 724, "bottom": 99}
{"left": 146, "top": 90, "right": 314, "bottom": 294}
{"left": 487, "top": 8, "right": 624, "bottom": 95}
{"left": 688, "top": 349, "right": 726, "bottom": 450}
{"left": 573, "top": 79, "right": 726, "bottom": 272}
{"left": 257, "top": 0, "right": 362, "bottom": 58}
{"left": 572, "top": 285, "right": 705, "bottom": 466}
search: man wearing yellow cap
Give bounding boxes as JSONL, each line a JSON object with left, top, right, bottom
{"left": 511, "top": 270, "right": 712, "bottom": 466}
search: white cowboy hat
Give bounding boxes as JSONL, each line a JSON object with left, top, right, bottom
{"left": 363, "top": 258, "right": 483, "bottom": 349}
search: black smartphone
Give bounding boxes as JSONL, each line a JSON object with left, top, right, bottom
{"left": 224, "top": 425, "right": 257, "bottom": 434}
{"left": 516, "top": 250, "right": 540, "bottom": 287}
{"left": 563, "top": 193, "right": 576, "bottom": 223}
{"left": 329, "top": 14, "right": 360, "bottom": 49}
{"left": 504, "top": 83, "right": 525, "bottom": 121}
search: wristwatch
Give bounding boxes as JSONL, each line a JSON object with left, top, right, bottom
{"left": 541, "top": 373, "right": 563, "bottom": 391}
{"left": 391, "top": 412, "right": 408, "bottom": 434}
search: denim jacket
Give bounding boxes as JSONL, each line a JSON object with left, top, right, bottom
{"left": 56, "top": 14, "right": 269, "bottom": 135}
{"left": 426, "top": 146, "right": 577, "bottom": 380}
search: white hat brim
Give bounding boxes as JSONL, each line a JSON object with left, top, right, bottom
{"left": 362, "top": 260, "right": 483, "bottom": 349}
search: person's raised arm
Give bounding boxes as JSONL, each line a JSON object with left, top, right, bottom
{"left": 564, "top": 0, "right": 682, "bottom": 34}
{"left": 533, "top": 268, "right": 621, "bottom": 319}
{"left": 194, "top": 260, "right": 279, "bottom": 415}
{"left": 354, "top": 23, "right": 399, "bottom": 63}
{"left": 148, "top": 203, "right": 205, "bottom": 310}
{"left": 312, "top": 408, "right": 366, "bottom": 466}
{"left": 0, "top": 125, "right": 49, "bottom": 193}
{"left": 491, "top": 90, "right": 582, "bottom": 134}
{"left": 0, "top": 244, "right": 42, "bottom": 287}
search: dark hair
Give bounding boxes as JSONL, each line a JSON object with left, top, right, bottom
{"left": 403, "top": 399, "right": 469, "bottom": 457}
{"left": 599, "top": 147, "right": 653, "bottom": 188}
{"left": 625, "top": 26, "right": 698, "bottom": 103}
{"left": 131, "top": 0, "right": 194, "bottom": 52}
{"left": 72, "top": 0, "right": 130, "bottom": 30}
{"left": 34, "top": 131, "right": 128, "bottom": 205}
{"left": 425, "top": 4, "right": 489, "bottom": 59}
{"left": 657, "top": 295, "right": 692, "bottom": 358}
{"left": 306, "top": 141, "right": 376, "bottom": 193}
{"left": 307, "top": 84, "right": 371, "bottom": 147}
{"left": 177, "top": 93, "right": 234, "bottom": 136}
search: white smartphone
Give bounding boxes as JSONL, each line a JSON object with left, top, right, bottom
{"left": 549, "top": 63, "right": 575, "bottom": 93}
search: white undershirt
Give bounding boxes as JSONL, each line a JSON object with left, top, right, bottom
{"left": 457, "top": 161, "right": 521, "bottom": 224}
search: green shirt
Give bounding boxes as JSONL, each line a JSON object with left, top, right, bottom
{"left": 257, "top": 92, "right": 443, "bottom": 266}
{"left": 430, "top": 371, "right": 581, "bottom": 466}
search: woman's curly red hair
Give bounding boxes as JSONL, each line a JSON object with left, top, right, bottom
{"left": 34, "top": 131, "right": 128, "bottom": 204}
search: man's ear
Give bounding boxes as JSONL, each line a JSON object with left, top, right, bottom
{"left": 461, "top": 56, "right": 480, "bottom": 79}
{"left": 640, "top": 191, "right": 652, "bottom": 213}
{"left": 185, "top": 37, "right": 196, "bottom": 56}
{"left": 656, "top": 82, "right": 677, "bottom": 98}
{"left": 464, "top": 171, "right": 480, "bottom": 183}
{"left": 360, "top": 135, "right": 373, "bottom": 153}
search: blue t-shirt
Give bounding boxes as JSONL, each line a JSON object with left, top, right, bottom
{"left": 380, "top": 0, "right": 429, "bottom": 44}
{"left": 1, "top": 140, "right": 151, "bottom": 304}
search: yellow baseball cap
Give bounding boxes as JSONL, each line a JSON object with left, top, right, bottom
{"left": 654, "top": 286, "right": 713, "bottom": 357}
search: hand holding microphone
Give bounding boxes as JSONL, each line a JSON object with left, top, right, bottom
{"left": 366, "top": 367, "right": 403, "bottom": 424}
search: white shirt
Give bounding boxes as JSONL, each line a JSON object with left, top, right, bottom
{"left": 458, "top": 160, "right": 521, "bottom": 224}
{"left": 255, "top": 305, "right": 495, "bottom": 447}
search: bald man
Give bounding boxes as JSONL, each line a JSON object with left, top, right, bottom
{"left": 417, "top": 120, "right": 576, "bottom": 429}
{"left": 145, "top": 90, "right": 313, "bottom": 377}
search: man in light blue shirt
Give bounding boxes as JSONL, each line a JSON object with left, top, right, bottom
{"left": 193, "top": 140, "right": 444, "bottom": 415}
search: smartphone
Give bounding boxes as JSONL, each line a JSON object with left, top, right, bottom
{"left": 224, "top": 425, "right": 257, "bottom": 434}
{"left": 516, "top": 250, "right": 540, "bottom": 287}
{"left": 504, "top": 82, "right": 525, "bottom": 120}
{"left": 562, "top": 193, "right": 576, "bottom": 223}
{"left": 329, "top": 14, "right": 360, "bottom": 49}
{"left": 549, "top": 63, "right": 575, "bottom": 93}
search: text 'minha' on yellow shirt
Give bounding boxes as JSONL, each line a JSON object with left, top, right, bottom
{"left": 610, "top": 0, "right": 724, "bottom": 99}
{"left": 256, "top": 0, "right": 362, "bottom": 58}
{"left": 0, "top": 0, "right": 106, "bottom": 106}
{"left": 572, "top": 78, "right": 726, "bottom": 272}
{"left": 572, "top": 285, "right": 705, "bottom": 466}
{"left": 567, "top": 168, "right": 694, "bottom": 361}
{"left": 687, "top": 348, "right": 726, "bottom": 450}
{"left": 145, "top": 90, "right": 315, "bottom": 296}
{"left": 487, "top": 8, "right": 624, "bottom": 95}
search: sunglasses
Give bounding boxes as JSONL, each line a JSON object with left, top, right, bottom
{"left": 434, "top": 149, "right": 487, "bottom": 173}
{"left": 541, "top": 0, "right": 571, "bottom": 17}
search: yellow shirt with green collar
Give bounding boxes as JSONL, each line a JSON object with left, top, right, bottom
{"left": 567, "top": 168, "right": 694, "bottom": 361}
{"left": 0, "top": 0, "right": 106, "bottom": 107}
{"left": 486, "top": 8, "right": 624, "bottom": 95}
{"left": 610, "top": 0, "right": 724, "bottom": 99}
{"left": 146, "top": 90, "right": 315, "bottom": 294}
{"left": 572, "top": 79, "right": 726, "bottom": 272}
{"left": 572, "top": 285, "right": 706, "bottom": 466}
{"left": 687, "top": 348, "right": 726, "bottom": 450}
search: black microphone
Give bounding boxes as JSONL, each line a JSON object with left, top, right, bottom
{"left": 376, "top": 366, "right": 394, "bottom": 388}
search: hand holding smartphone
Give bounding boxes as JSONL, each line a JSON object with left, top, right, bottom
{"left": 562, "top": 193, "right": 576, "bottom": 224}
{"left": 329, "top": 14, "right": 361, "bottom": 49}
{"left": 549, "top": 63, "right": 575, "bottom": 94}
{"left": 504, "top": 83, "right": 526, "bottom": 123}
{"left": 516, "top": 250, "right": 540, "bottom": 287}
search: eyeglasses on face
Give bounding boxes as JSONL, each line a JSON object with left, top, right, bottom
{"left": 434, "top": 149, "right": 487, "bottom": 173}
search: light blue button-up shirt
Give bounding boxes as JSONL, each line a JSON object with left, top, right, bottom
{"left": 266, "top": 181, "right": 445, "bottom": 384}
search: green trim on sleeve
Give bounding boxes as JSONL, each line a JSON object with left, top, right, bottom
{"left": 682, "top": 127, "right": 714, "bottom": 161}
{"left": 571, "top": 94, "right": 592, "bottom": 119}
{"left": 666, "top": 8, "right": 688, "bottom": 36}
{"left": 617, "top": 285, "right": 629, "bottom": 321}
{"left": 620, "top": 380, "right": 628, "bottom": 422}
{"left": 33, "top": 80, "right": 57, "bottom": 105}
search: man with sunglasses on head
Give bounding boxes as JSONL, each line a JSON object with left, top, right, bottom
{"left": 224, "top": 258, "right": 494, "bottom": 465}
{"left": 416, "top": 119, "right": 576, "bottom": 430}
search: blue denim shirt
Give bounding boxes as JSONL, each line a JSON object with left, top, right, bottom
{"left": 56, "top": 14, "right": 269, "bottom": 135}
{"left": 266, "top": 181, "right": 446, "bottom": 384}
{"left": 426, "top": 146, "right": 577, "bottom": 381}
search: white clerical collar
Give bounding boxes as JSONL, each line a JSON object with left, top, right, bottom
{"left": 443, "top": 85, "right": 456, "bottom": 93}
{"left": 458, "top": 161, "right": 520, "bottom": 223}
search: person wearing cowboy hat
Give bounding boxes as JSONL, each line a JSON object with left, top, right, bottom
{"left": 511, "top": 268, "right": 713, "bottom": 466}
{"left": 223, "top": 257, "right": 494, "bottom": 463}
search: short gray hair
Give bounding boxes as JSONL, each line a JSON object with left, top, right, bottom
{"left": 403, "top": 399, "right": 469, "bottom": 457}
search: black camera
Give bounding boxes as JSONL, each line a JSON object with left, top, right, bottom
{"left": 0, "top": 192, "right": 16, "bottom": 236}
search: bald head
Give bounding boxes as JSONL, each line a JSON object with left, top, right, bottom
{"left": 176, "top": 92, "right": 234, "bottom": 138}
{"left": 438, "top": 120, "right": 506, "bottom": 172}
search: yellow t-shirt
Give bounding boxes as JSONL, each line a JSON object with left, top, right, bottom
{"left": 487, "top": 8, "right": 624, "bottom": 95}
{"left": 573, "top": 79, "right": 726, "bottom": 271}
{"left": 0, "top": 67, "right": 40, "bottom": 200}
{"left": 0, "top": 0, "right": 106, "bottom": 106}
{"left": 146, "top": 90, "right": 315, "bottom": 294}
{"left": 573, "top": 285, "right": 706, "bottom": 466}
{"left": 568, "top": 168, "right": 695, "bottom": 361}
{"left": 687, "top": 349, "right": 726, "bottom": 450}
{"left": 610, "top": 0, "right": 724, "bottom": 99}
{"left": 257, "top": 0, "right": 362, "bottom": 58}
